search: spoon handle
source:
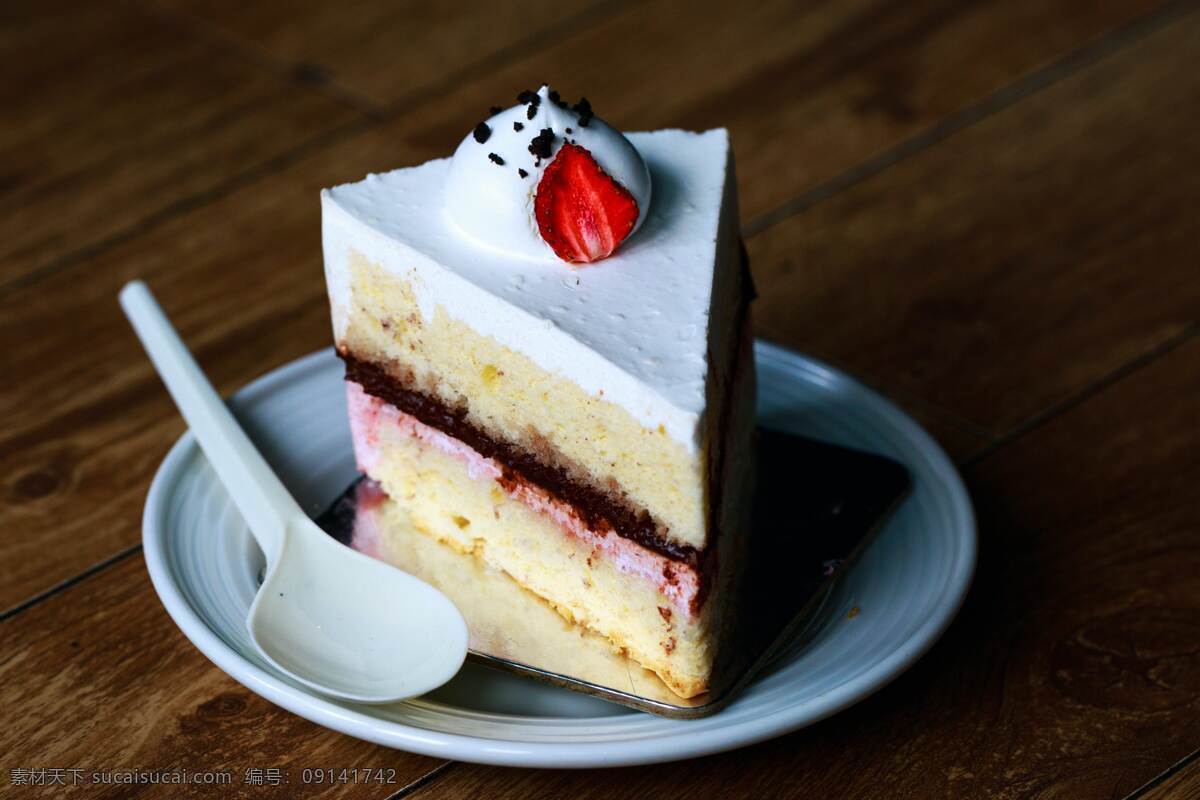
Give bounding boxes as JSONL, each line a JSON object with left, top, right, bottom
{"left": 120, "top": 280, "right": 298, "bottom": 558}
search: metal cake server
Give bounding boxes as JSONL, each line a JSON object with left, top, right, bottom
{"left": 120, "top": 280, "right": 467, "bottom": 704}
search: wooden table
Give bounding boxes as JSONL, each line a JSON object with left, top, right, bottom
{"left": 3, "top": 0, "right": 1198, "bottom": 796}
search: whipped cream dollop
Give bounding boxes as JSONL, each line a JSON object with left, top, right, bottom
{"left": 444, "top": 85, "right": 652, "bottom": 262}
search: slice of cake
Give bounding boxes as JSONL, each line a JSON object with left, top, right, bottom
{"left": 322, "top": 86, "right": 755, "bottom": 699}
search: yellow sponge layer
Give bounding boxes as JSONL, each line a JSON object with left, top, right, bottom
{"left": 359, "top": 498, "right": 706, "bottom": 705}
{"left": 341, "top": 251, "right": 708, "bottom": 550}
{"left": 364, "top": 420, "right": 715, "bottom": 698}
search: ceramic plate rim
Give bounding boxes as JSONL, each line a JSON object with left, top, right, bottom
{"left": 141, "top": 343, "right": 976, "bottom": 768}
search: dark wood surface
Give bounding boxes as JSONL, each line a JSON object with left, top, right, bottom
{"left": 0, "top": 556, "right": 443, "bottom": 799}
{"left": 1141, "top": 757, "right": 1200, "bottom": 800}
{"left": 2, "top": 0, "right": 1197, "bottom": 797}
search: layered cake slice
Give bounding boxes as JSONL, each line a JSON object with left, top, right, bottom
{"left": 322, "top": 86, "right": 755, "bottom": 699}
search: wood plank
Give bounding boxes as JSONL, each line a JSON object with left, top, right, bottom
{"left": 148, "top": 0, "right": 613, "bottom": 108}
{"left": 0, "top": 0, "right": 362, "bottom": 288}
{"left": 749, "top": 7, "right": 1200, "bottom": 435}
{"left": 387, "top": 0, "right": 1167, "bottom": 221}
{"left": 1138, "top": 755, "right": 1200, "bottom": 800}
{"left": 401, "top": 321, "right": 1200, "bottom": 799}
{"left": 0, "top": 143, "right": 345, "bottom": 612}
{"left": 3, "top": 4, "right": 1196, "bottom": 794}
{"left": 0, "top": 555, "right": 444, "bottom": 798}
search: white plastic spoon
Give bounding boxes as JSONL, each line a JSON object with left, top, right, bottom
{"left": 120, "top": 280, "right": 467, "bottom": 703}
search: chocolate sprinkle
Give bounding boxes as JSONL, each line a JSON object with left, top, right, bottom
{"left": 518, "top": 168, "right": 529, "bottom": 178}
{"left": 548, "top": 89, "right": 568, "bottom": 108}
{"left": 488, "top": 106, "right": 503, "bottom": 116}
{"left": 528, "top": 127, "right": 555, "bottom": 159}
{"left": 513, "top": 121, "right": 524, "bottom": 131}
{"left": 565, "top": 127, "right": 573, "bottom": 134}
{"left": 488, "top": 152, "right": 505, "bottom": 165}
{"left": 526, "top": 104, "right": 537, "bottom": 120}
{"left": 572, "top": 97, "right": 593, "bottom": 127}
{"left": 472, "top": 122, "right": 491, "bottom": 143}
{"left": 516, "top": 89, "right": 540, "bottom": 105}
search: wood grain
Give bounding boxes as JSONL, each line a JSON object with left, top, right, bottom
{"left": 0, "top": 0, "right": 362, "bottom": 288}
{"left": 0, "top": 555, "right": 443, "bottom": 799}
{"left": 1138, "top": 755, "right": 1200, "bottom": 800}
{"left": 385, "top": 0, "right": 1167, "bottom": 221}
{"left": 3, "top": 0, "right": 1199, "bottom": 795}
{"left": 0, "top": 127, "right": 375, "bottom": 612}
{"left": 401, "top": 323, "right": 1200, "bottom": 800}
{"left": 147, "top": 0, "right": 616, "bottom": 108}
{"left": 750, "top": 7, "right": 1200, "bottom": 436}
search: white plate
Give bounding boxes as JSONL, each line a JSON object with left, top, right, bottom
{"left": 142, "top": 342, "right": 975, "bottom": 768}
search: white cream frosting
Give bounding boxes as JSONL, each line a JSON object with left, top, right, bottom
{"left": 444, "top": 85, "right": 652, "bottom": 261}
{"left": 322, "top": 128, "right": 735, "bottom": 453}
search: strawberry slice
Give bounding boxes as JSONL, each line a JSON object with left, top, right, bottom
{"left": 535, "top": 143, "right": 639, "bottom": 264}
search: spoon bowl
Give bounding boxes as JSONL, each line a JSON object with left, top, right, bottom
{"left": 120, "top": 280, "right": 468, "bottom": 703}
{"left": 250, "top": 517, "right": 467, "bottom": 703}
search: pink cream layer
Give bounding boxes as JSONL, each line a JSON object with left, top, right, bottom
{"left": 347, "top": 477, "right": 388, "bottom": 561}
{"left": 346, "top": 381, "right": 701, "bottom": 618}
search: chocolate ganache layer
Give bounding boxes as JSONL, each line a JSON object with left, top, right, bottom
{"left": 339, "top": 350, "right": 703, "bottom": 567}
